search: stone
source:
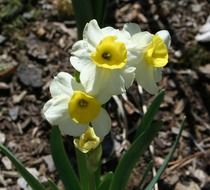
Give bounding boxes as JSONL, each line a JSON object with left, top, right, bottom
{"left": 17, "top": 64, "right": 43, "bottom": 88}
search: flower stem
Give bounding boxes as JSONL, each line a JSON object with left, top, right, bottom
{"left": 76, "top": 148, "right": 98, "bottom": 190}
{"left": 88, "top": 169, "right": 96, "bottom": 190}
{"left": 76, "top": 149, "right": 89, "bottom": 190}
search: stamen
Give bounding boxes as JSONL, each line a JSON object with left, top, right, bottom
{"left": 78, "top": 99, "right": 88, "bottom": 107}
{"left": 102, "top": 52, "right": 111, "bottom": 60}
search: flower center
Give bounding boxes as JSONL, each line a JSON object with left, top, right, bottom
{"left": 74, "top": 127, "right": 100, "bottom": 153}
{"left": 91, "top": 36, "right": 127, "bottom": 69}
{"left": 78, "top": 99, "right": 88, "bottom": 107}
{"left": 68, "top": 91, "right": 101, "bottom": 124}
{"left": 143, "top": 35, "right": 168, "bottom": 68}
{"left": 102, "top": 52, "right": 112, "bottom": 60}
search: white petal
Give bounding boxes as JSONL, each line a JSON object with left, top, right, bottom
{"left": 91, "top": 69, "right": 125, "bottom": 99}
{"left": 121, "top": 66, "right": 136, "bottom": 89}
{"left": 80, "top": 62, "right": 98, "bottom": 93}
{"left": 154, "top": 68, "right": 162, "bottom": 82}
{"left": 80, "top": 65, "right": 113, "bottom": 103}
{"left": 58, "top": 117, "right": 88, "bottom": 137}
{"left": 131, "top": 31, "right": 152, "bottom": 49}
{"left": 71, "top": 40, "right": 89, "bottom": 58}
{"left": 123, "top": 23, "right": 141, "bottom": 36}
{"left": 70, "top": 55, "right": 92, "bottom": 72}
{"left": 156, "top": 30, "right": 171, "bottom": 48}
{"left": 101, "top": 69, "right": 126, "bottom": 96}
{"left": 135, "top": 61, "right": 159, "bottom": 94}
{"left": 102, "top": 26, "right": 118, "bottom": 36}
{"left": 127, "top": 48, "right": 140, "bottom": 66}
{"left": 115, "top": 30, "right": 131, "bottom": 42}
{"left": 95, "top": 93, "right": 111, "bottom": 105}
{"left": 80, "top": 64, "right": 126, "bottom": 103}
{"left": 50, "top": 72, "right": 83, "bottom": 97}
{"left": 83, "top": 19, "right": 103, "bottom": 47}
{"left": 92, "top": 108, "right": 111, "bottom": 139}
{"left": 101, "top": 27, "right": 130, "bottom": 42}
{"left": 42, "top": 95, "right": 69, "bottom": 125}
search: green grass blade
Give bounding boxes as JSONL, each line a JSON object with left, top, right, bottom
{"left": 109, "top": 121, "right": 163, "bottom": 190}
{"left": 139, "top": 160, "right": 153, "bottom": 189}
{"left": 134, "top": 91, "right": 165, "bottom": 140}
{"left": 144, "top": 117, "right": 186, "bottom": 190}
{"left": 0, "top": 144, "right": 45, "bottom": 190}
{"left": 71, "top": 0, "right": 94, "bottom": 39}
{"left": 98, "top": 172, "right": 113, "bottom": 190}
{"left": 50, "top": 126, "right": 81, "bottom": 190}
{"left": 47, "top": 179, "right": 59, "bottom": 190}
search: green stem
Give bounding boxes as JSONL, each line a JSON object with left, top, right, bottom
{"left": 76, "top": 149, "right": 89, "bottom": 190}
{"left": 94, "top": 162, "right": 101, "bottom": 188}
{"left": 88, "top": 170, "right": 96, "bottom": 190}
{"left": 76, "top": 149, "right": 98, "bottom": 190}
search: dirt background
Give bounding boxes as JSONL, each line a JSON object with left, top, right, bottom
{"left": 0, "top": 0, "right": 210, "bottom": 189}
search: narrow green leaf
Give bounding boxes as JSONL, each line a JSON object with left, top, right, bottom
{"left": 144, "top": 117, "right": 186, "bottom": 190}
{"left": 91, "top": 0, "right": 108, "bottom": 26}
{"left": 0, "top": 144, "right": 45, "bottom": 190}
{"left": 47, "top": 179, "right": 59, "bottom": 190}
{"left": 139, "top": 160, "right": 153, "bottom": 189}
{"left": 98, "top": 172, "right": 113, "bottom": 190}
{"left": 50, "top": 126, "right": 81, "bottom": 190}
{"left": 109, "top": 121, "right": 163, "bottom": 190}
{"left": 74, "top": 70, "right": 80, "bottom": 83}
{"left": 71, "top": 0, "right": 94, "bottom": 39}
{"left": 134, "top": 91, "right": 165, "bottom": 140}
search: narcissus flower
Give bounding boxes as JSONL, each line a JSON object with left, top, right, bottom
{"left": 43, "top": 72, "right": 111, "bottom": 138}
{"left": 124, "top": 23, "right": 171, "bottom": 94}
{"left": 74, "top": 127, "right": 100, "bottom": 153}
{"left": 70, "top": 19, "right": 139, "bottom": 98}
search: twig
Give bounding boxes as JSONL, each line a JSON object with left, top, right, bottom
{"left": 163, "top": 149, "right": 210, "bottom": 177}
{"left": 112, "top": 95, "right": 128, "bottom": 157}
{"left": 112, "top": 95, "right": 128, "bottom": 137}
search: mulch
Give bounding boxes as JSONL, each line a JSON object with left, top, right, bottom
{"left": 0, "top": 0, "right": 210, "bottom": 189}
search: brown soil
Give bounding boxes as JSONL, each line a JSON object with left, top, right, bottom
{"left": 0, "top": 0, "right": 210, "bottom": 190}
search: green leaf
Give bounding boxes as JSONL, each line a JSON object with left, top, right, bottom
{"left": 91, "top": 0, "right": 108, "bottom": 27}
{"left": 0, "top": 144, "right": 45, "bottom": 190}
{"left": 47, "top": 179, "right": 59, "bottom": 190}
{"left": 144, "top": 117, "right": 186, "bottom": 190}
{"left": 98, "top": 172, "right": 113, "bottom": 190}
{"left": 134, "top": 90, "right": 165, "bottom": 140}
{"left": 50, "top": 126, "right": 81, "bottom": 190}
{"left": 71, "top": 0, "right": 94, "bottom": 39}
{"left": 74, "top": 70, "right": 80, "bottom": 83}
{"left": 139, "top": 160, "right": 153, "bottom": 189}
{"left": 109, "top": 121, "right": 163, "bottom": 190}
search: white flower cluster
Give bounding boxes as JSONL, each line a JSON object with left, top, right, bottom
{"left": 43, "top": 20, "right": 171, "bottom": 152}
